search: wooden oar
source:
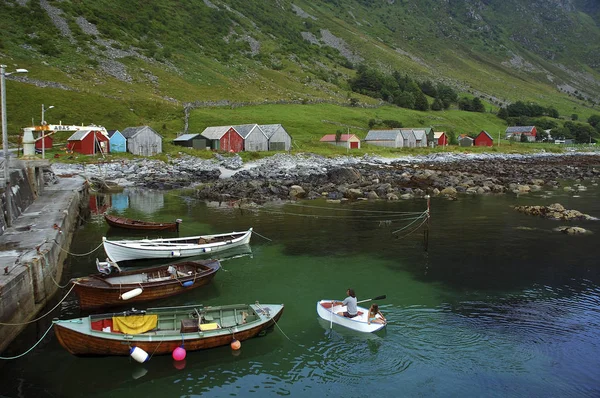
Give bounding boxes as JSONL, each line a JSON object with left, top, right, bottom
{"left": 357, "top": 295, "right": 386, "bottom": 304}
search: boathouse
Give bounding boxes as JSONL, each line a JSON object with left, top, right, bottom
{"left": 200, "top": 126, "right": 244, "bottom": 152}
{"left": 173, "top": 133, "right": 209, "bottom": 150}
{"left": 364, "top": 130, "right": 403, "bottom": 148}
{"left": 108, "top": 130, "right": 127, "bottom": 153}
{"left": 120, "top": 126, "right": 163, "bottom": 156}
{"left": 474, "top": 130, "right": 494, "bottom": 147}
{"left": 505, "top": 126, "right": 537, "bottom": 142}
{"left": 234, "top": 124, "right": 269, "bottom": 152}
{"left": 319, "top": 134, "right": 361, "bottom": 149}
{"left": 458, "top": 135, "right": 474, "bottom": 147}
{"left": 434, "top": 132, "right": 448, "bottom": 146}
{"left": 66, "top": 128, "right": 110, "bottom": 155}
{"left": 260, "top": 124, "right": 292, "bottom": 151}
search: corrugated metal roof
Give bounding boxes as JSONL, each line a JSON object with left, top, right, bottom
{"left": 121, "top": 126, "right": 146, "bottom": 138}
{"left": 364, "top": 130, "right": 401, "bottom": 140}
{"left": 413, "top": 129, "right": 427, "bottom": 140}
{"left": 259, "top": 124, "right": 283, "bottom": 138}
{"left": 173, "top": 134, "right": 200, "bottom": 142}
{"left": 201, "top": 126, "right": 233, "bottom": 139}
{"left": 400, "top": 129, "right": 415, "bottom": 139}
{"left": 505, "top": 126, "right": 535, "bottom": 133}
{"left": 232, "top": 124, "right": 258, "bottom": 138}
{"left": 67, "top": 129, "right": 94, "bottom": 141}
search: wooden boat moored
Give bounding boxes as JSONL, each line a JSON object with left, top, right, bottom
{"left": 104, "top": 213, "right": 182, "bottom": 232}
{"left": 102, "top": 228, "right": 253, "bottom": 263}
{"left": 53, "top": 302, "right": 284, "bottom": 356}
{"left": 71, "top": 259, "right": 221, "bottom": 310}
{"left": 316, "top": 300, "right": 386, "bottom": 333}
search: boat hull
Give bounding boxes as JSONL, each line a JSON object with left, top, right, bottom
{"left": 104, "top": 214, "right": 180, "bottom": 232}
{"left": 316, "top": 300, "right": 385, "bottom": 333}
{"left": 102, "top": 228, "right": 252, "bottom": 263}
{"left": 72, "top": 260, "right": 220, "bottom": 310}
{"left": 53, "top": 303, "right": 284, "bottom": 356}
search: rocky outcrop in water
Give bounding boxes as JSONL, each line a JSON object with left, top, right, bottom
{"left": 513, "top": 203, "right": 597, "bottom": 221}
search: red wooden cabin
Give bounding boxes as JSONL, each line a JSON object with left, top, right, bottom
{"left": 434, "top": 132, "right": 448, "bottom": 146}
{"left": 66, "top": 129, "right": 110, "bottom": 155}
{"left": 474, "top": 131, "right": 494, "bottom": 147}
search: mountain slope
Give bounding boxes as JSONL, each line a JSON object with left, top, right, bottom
{"left": 0, "top": 0, "right": 599, "bottom": 134}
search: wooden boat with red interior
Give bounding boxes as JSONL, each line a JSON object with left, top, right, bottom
{"left": 104, "top": 213, "right": 182, "bottom": 232}
{"left": 71, "top": 259, "right": 221, "bottom": 310}
{"left": 53, "top": 302, "right": 284, "bottom": 357}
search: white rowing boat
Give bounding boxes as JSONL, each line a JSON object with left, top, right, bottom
{"left": 102, "top": 228, "right": 253, "bottom": 263}
{"left": 316, "top": 299, "right": 386, "bottom": 333}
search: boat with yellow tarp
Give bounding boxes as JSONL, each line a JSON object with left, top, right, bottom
{"left": 53, "top": 302, "right": 284, "bottom": 357}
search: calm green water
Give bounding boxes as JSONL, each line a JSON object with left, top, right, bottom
{"left": 2, "top": 183, "right": 600, "bottom": 397}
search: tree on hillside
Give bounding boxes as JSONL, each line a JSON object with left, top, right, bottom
{"left": 436, "top": 84, "right": 457, "bottom": 109}
{"left": 431, "top": 98, "right": 443, "bottom": 111}
{"left": 419, "top": 80, "right": 437, "bottom": 97}
{"left": 587, "top": 114, "right": 600, "bottom": 128}
{"left": 471, "top": 97, "right": 485, "bottom": 113}
{"left": 394, "top": 91, "right": 415, "bottom": 109}
{"left": 547, "top": 107, "right": 559, "bottom": 118}
{"left": 497, "top": 107, "right": 509, "bottom": 120}
{"left": 414, "top": 91, "right": 429, "bottom": 111}
{"left": 458, "top": 97, "right": 471, "bottom": 111}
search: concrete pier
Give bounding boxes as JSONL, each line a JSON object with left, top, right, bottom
{"left": 0, "top": 159, "right": 87, "bottom": 353}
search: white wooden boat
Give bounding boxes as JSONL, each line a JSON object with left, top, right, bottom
{"left": 102, "top": 228, "right": 253, "bottom": 263}
{"left": 316, "top": 299, "right": 386, "bottom": 333}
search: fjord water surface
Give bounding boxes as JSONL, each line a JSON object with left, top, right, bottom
{"left": 2, "top": 184, "right": 599, "bottom": 397}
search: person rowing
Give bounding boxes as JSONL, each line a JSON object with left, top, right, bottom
{"left": 333, "top": 288, "right": 358, "bottom": 318}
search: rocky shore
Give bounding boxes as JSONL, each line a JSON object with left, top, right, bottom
{"left": 51, "top": 151, "right": 600, "bottom": 204}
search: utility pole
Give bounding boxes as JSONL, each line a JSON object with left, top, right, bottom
{"left": 1, "top": 65, "right": 28, "bottom": 227}
{"left": 41, "top": 104, "right": 54, "bottom": 159}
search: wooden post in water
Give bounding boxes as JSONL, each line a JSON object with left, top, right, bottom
{"left": 424, "top": 195, "right": 431, "bottom": 251}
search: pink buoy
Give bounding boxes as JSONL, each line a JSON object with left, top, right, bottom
{"left": 230, "top": 339, "right": 241, "bottom": 350}
{"left": 172, "top": 346, "right": 186, "bottom": 361}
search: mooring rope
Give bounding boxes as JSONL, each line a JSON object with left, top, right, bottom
{"left": 51, "top": 239, "right": 104, "bottom": 256}
{"left": 0, "top": 283, "right": 76, "bottom": 326}
{"left": 391, "top": 210, "right": 428, "bottom": 234}
{"left": 254, "top": 302, "right": 303, "bottom": 347}
{"left": 252, "top": 230, "right": 272, "bottom": 242}
{"left": 0, "top": 323, "right": 55, "bottom": 360}
{"left": 393, "top": 215, "right": 429, "bottom": 238}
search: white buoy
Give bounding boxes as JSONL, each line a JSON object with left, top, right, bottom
{"left": 130, "top": 346, "right": 149, "bottom": 363}
{"left": 121, "top": 288, "right": 143, "bottom": 300}
{"left": 171, "top": 251, "right": 181, "bottom": 257}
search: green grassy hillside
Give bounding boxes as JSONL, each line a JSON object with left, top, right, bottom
{"left": 1, "top": 0, "right": 599, "bottom": 149}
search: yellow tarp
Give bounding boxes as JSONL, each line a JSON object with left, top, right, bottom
{"left": 199, "top": 322, "right": 220, "bottom": 331}
{"left": 112, "top": 314, "right": 158, "bottom": 334}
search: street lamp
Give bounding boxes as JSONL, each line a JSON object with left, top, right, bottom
{"left": 1, "top": 65, "right": 28, "bottom": 227}
{"left": 41, "top": 104, "right": 54, "bottom": 159}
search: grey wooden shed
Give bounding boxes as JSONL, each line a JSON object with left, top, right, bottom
{"left": 458, "top": 136, "right": 474, "bottom": 147}
{"left": 260, "top": 124, "right": 292, "bottom": 151}
{"left": 234, "top": 124, "right": 269, "bottom": 152}
{"left": 173, "top": 133, "right": 209, "bottom": 149}
{"left": 121, "top": 126, "right": 163, "bottom": 156}
{"left": 364, "top": 130, "right": 404, "bottom": 148}
{"left": 412, "top": 129, "right": 428, "bottom": 147}
{"left": 400, "top": 129, "right": 417, "bottom": 148}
